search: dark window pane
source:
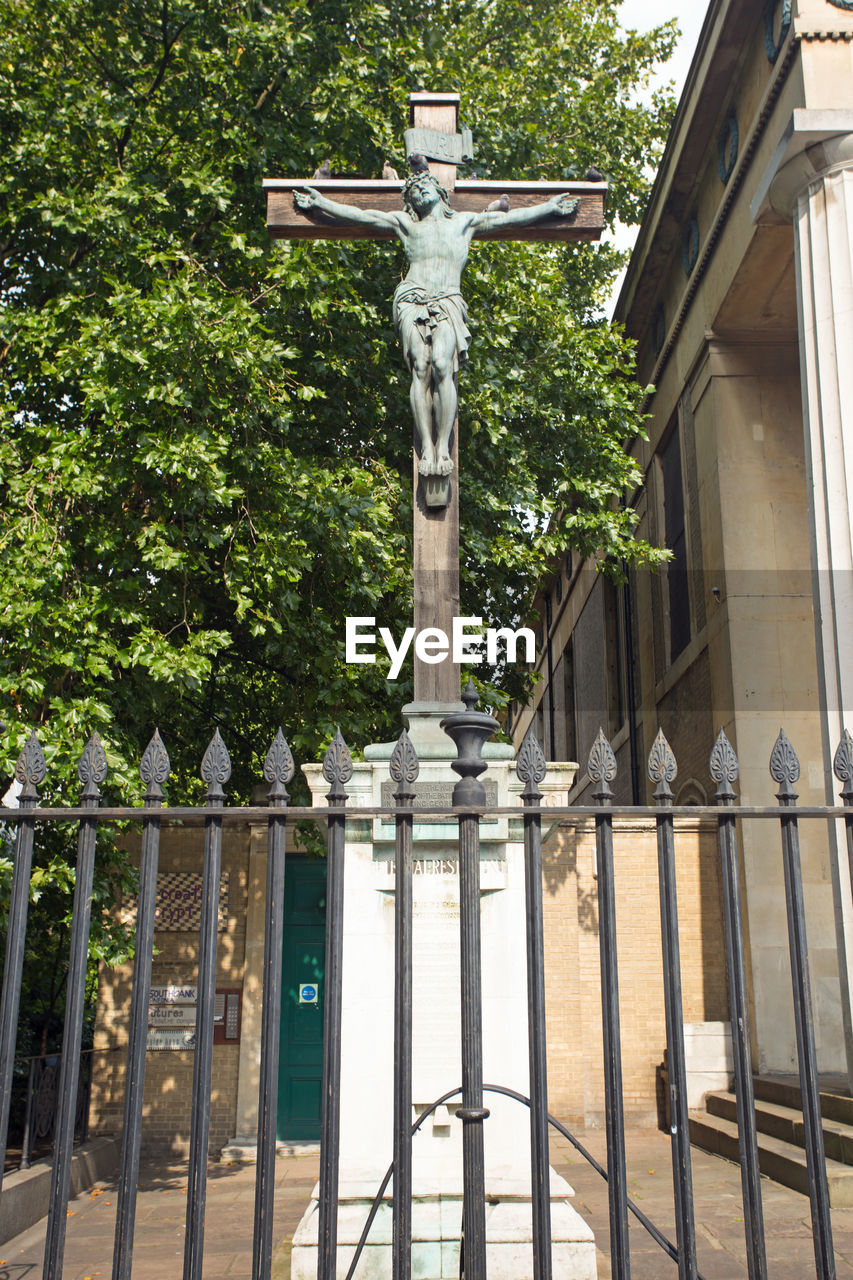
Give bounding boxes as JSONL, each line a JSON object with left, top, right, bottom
{"left": 661, "top": 428, "right": 690, "bottom": 661}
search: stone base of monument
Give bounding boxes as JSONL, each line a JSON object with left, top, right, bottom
{"left": 290, "top": 1171, "right": 596, "bottom": 1280}
{"left": 291, "top": 716, "right": 592, "bottom": 1280}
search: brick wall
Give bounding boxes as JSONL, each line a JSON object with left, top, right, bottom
{"left": 89, "top": 821, "right": 251, "bottom": 1156}
{"left": 542, "top": 814, "right": 727, "bottom": 1127}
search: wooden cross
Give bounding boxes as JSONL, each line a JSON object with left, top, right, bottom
{"left": 264, "top": 92, "right": 606, "bottom": 708}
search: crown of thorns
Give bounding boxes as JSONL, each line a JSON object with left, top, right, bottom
{"left": 402, "top": 170, "right": 451, "bottom": 210}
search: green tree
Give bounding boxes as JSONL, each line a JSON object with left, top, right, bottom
{"left": 0, "top": 0, "right": 676, "bottom": 1030}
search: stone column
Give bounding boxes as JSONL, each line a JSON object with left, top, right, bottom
{"left": 769, "top": 129, "right": 853, "bottom": 1080}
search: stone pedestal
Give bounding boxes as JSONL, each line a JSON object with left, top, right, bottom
{"left": 290, "top": 718, "right": 593, "bottom": 1279}
{"left": 291, "top": 1180, "right": 594, "bottom": 1280}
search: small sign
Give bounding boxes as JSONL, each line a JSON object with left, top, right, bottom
{"left": 148, "top": 1004, "right": 197, "bottom": 1026}
{"left": 298, "top": 983, "right": 318, "bottom": 1005}
{"left": 403, "top": 126, "right": 474, "bottom": 165}
{"left": 121, "top": 873, "right": 230, "bottom": 933}
{"left": 147, "top": 1027, "right": 196, "bottom": 1051}
{"left": 149, "top": 985, "right": 197, "bottom": 1005}
{"left": 144, "top": 986, "right": 241, "bottom": 1047}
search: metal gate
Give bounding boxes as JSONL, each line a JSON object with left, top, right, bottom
{"left": 0, "top": 688, "right": 849, "bottom": 1280}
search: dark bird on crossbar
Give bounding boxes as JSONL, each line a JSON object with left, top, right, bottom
{"left": 585, "top": 165, "right": 605, "bottom": 183}
{"left": 312, "top": 159, "right": 331, "bottom": 180}
{"left": 485, "top": 194, "right": 510, "bottom": 213}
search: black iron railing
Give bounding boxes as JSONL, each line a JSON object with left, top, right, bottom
{"left": 0, "top": 699, "right": 849, "bottom": 1280}
{"left": 12, "top": 1048, "right": 93, "bottom": 1171}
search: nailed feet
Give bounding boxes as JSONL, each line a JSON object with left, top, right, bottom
{"left": 418, "top": 452, "right": 454, "bottom": 477}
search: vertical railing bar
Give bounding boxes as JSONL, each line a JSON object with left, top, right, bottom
{"left": 457, "top": 805, "right": 487, "bottom": 1280}
{"left": 81, "top": 1051, "right": 92, "bottom": 1143}
{"left": 770, "top": 731, "right": 835, "bottom": 1280}
{"left": 183, "top": 729, "right": 231, "bottom": 1280}
{"left": 517, "top": 730, "right": 553, "bottom": 1280}
{"left": 43, "top": 733, "right": 108, "bottom": 1279}
{"left": 709, "top": 730, "right": 766, "bottom": 1280}
{"left": 391, "top": 731, "right": 417, "bottom": 1280}
{"left": 252, "top": 729, "right": 294, "bottom": 1280}
{"left": 20, "top": 1056, "right": 35, "bottom": 1170}
{"left": 112, "top": 730, "right": 170, "bottom": 1280}
{"left": 837, "top": 731, "right": 853, "bottom": 912}
{"left": 442, "top": 682, "right": 498, "bottom": 1280}
{"left": 589, "top": 730, "right": 630, "bottom": 1280}
{"left": 317, "top": 729, "right": 352, "bottom": 1280}
{"left": 648, "top": 729, "right": 697, "bottom": 1280}
{"left": 0, "top": 733, "right": 45, "bottom": 1189}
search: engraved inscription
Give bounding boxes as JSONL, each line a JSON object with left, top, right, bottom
{"left": 380, "top": 779, "right": 498, "bottom": 823}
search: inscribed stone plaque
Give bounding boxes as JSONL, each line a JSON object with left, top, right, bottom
{"left": 413, "top": 894, "right": 462, "bottom": 1092}
{"left": 380, "top": 779, "right": 498, "bottom": 824}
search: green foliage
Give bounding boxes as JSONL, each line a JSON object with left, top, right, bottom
{"left": 0, "top": 0, "right": 676, "bottom": 1011}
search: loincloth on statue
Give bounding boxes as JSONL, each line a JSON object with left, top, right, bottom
{"left": 392, "top": 282, "right": 472, "bottom": 370}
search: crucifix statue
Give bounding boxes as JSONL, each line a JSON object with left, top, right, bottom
{"left": 264, "top": 92, "right": 605, "bottom": 707}
{"left": 293, "top": 172, "right": 579, "bottom": 486}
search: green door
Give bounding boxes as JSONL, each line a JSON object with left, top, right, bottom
{"left": 277, "top": 857, "right": 327, "bottom": 1140}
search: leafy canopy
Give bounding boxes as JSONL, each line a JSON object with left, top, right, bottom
{"left": 0, "top": 0, "right": 676, "bottom": 809}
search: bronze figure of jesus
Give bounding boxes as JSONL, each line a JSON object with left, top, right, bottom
{"left": 294, "top": 172, "right": 578, "bottom": 478}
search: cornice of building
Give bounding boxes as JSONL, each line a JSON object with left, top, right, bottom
{"left": 615, "top": 0, "right": 735, "bottom": 325}
{"left": 617, "top": 0, "right": 807, "bottom": 410}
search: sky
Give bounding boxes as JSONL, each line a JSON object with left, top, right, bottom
{"left": 607, "top": 1, "right": 709, "bottom": 313}
{"left": 619, "top": 0, "right": 708, "bottom": 98}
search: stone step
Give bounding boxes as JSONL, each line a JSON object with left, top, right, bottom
{"left": 688, "top": 1110, "right": 853, "bottom": 1207}
{"left": 705, "top": 1090, "right": 853, "bottom": 1165}
{"left": 752, "top": 1075, "right": 853, "bottom": 1127}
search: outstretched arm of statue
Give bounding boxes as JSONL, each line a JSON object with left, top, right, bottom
{"left": 294, "top": 187, "right": 406, "bottom": 233}
{"left": 470, "top": 192, "right": 579, "bottom": 235}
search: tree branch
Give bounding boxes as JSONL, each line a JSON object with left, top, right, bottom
{"left": 141, "top": 6, "right": 196, "bottom": 102}
{"left": 253, "top": 71, "right": 283, "bottom": 114}
{"left": 116, "top": 3, "right": 197, "bottom": 166}
{"left": 78, "top": 39, "right": 134, "bottom": 92}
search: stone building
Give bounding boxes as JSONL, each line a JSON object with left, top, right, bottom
{"left": 512, "top": 0, "right": 853, "bottom": 1080}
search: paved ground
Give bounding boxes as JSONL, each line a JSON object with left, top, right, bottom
{"left": 0, "top": 1145, "right": 320, "bottom": 1279}
{"left": 552, "top": 1128, "right": 853, "bottom": 1279}
{"left": 3, "top": 1128, "right": 853, "bottom": 1277}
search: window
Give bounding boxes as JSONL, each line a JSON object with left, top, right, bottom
{"left": 535, "top": 703, "right": 545, "bottom": 752}
{"left": 682, "top": 214, "right": 700, "bottom": 276}
{"left": 562, "top": 638, "right": 577, "bottom": 765}
{"left": 603, "top": 580, "right": 625, "bottom": 736}
{"left": 660, "top": 427, "right": 691, "bottom": 662}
